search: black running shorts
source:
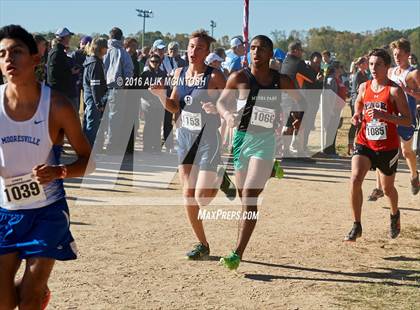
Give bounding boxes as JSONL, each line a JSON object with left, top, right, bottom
{"left": 353, "top": 144, "right": 399, "bottom": 176}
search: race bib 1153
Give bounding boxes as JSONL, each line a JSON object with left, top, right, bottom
{"left": 181, "top": 111, "right": 202, "bottom": 131}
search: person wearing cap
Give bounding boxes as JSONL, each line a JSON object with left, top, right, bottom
{"left": 147, "top": 38, "right": 177, "bottom": 153}
{"left": 205, "top": 52, "right": 224, "bottom": 71}
{"left": 72, "top": 36, "right": 92, "bottom": 69}
{"left": 103, "top": 27, "right": 134, "bottom": 153}
{"left": 47, "top": 27, "right": 80, "bottom": 107}
{"left": 146, "top": 39, "right": 166, "bottom": 72}
{"left": 147, "top": 39, "right": 180, "bottom": 75}
{"left": 222, "top": 37, "right": 245, "bottom": 75}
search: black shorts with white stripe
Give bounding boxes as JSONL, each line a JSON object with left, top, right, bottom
{"left": 353, "top": 143, "right": 399, "bottom": 176}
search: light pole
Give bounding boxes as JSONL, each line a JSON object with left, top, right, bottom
{"left": 136, "top": 9, "right": 153, "bottom": 48}
{"left": 210, "top": 20, "right": 216, "bottom": 37}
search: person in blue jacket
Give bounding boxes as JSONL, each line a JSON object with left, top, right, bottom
{"left": 83, "top": 37, "right": 108, "bottom": 150}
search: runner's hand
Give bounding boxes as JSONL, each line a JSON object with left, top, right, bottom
{"left": 149, "top": 83, "right": 166, "bottom": 99}
{"left": 32, "top": 164, "right": 62, "bottom": 185}
{"left": 351, "top": 113, "right": 362, "bottom": 126}
{"left": 316, "top": 73, "right": 323, "bottom": 81}
{"left": 201, "top": 101, "right": 217, "bottom": 114}
{"left": 224, "top": 111, "right": 238, "bottom": 128}
{"left": 368, "top": 108, "right": 386, "bottom": 120}
{"left": 397, "top": 81, "right": 410, "bottom": 94}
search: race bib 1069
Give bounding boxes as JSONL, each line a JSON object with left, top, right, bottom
{"left": 1, "top": 173, "right": 46, "bottom": 207}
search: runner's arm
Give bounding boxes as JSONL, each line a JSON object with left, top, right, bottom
{"left": 370, "top": 86, "right": 411, "bottom": 127}
{"left": 351, "top": 82, "right": 366, "bottom": 125}
{"left": 216, "top": 71, "right": 243, "bottom": 124}
{"left": 404, "top": 69, "right": 420, "bottom": 100}
{"left": 202, "top": 70, "right": 227, "bottom": 114}
{"left": 149, "top": 68, "right": 181, "bottom": 113}
{"left": 33, "top": 94, "right": 93, "bottom": 184}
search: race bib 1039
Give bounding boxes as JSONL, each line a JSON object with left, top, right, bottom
{"left": 1, "top": 173, "right": 46, "bottom": 207}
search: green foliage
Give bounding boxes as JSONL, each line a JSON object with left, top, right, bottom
{"left": 33, "top": 26, "right": 420, "bottom": 67}
{"left": 271, "top": 26, "right": 420, "bottom": 70}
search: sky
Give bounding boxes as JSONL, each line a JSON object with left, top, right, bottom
{"left": 1, "top": 0, "right": 419, "bottom": 39}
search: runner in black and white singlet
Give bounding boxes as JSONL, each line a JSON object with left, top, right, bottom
{"left": 0, "top": 25, "right": 92, "bottom": 309}
{"left": 150, "top": 30, "right": 235, "bottom": 261}
{"left": 217, "top": 35, "right": 295, "bottom": 270}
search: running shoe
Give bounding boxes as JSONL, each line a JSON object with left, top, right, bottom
{"left": 41, "top": 287, "right": 51, "bottom": 310}
{"left": 186, "top": 243, "right": 210, "bottom": 260}
{"left": 344, "top": 222, "right": 362, "bottom": 241}
{"left": 367, "top": 188, "right": 384, "bottom": 201}
{"left": 271, "top": 160, "right": 284, "bottom": 179}
{"left": 219, "top": 251, "right": 241, "bottom": 270}
{"left": 218, "top": 167, "right": 236, "bottom": 200}
{"left": 389, "top": 210, "right": 401, "bottom": 239}
{"left": 410, "top": 171, "right": 419, "bottom": 195}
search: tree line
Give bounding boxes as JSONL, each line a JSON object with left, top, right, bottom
{"left": 37, "top": 26, "right": 419, "bottom": 70}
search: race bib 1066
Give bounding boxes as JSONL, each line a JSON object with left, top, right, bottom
{"left": 250, "top": 106, "right": 275, "bottom": 128}
{"left": 366, "top": 121, "right": 387, "bottom": 141}
{"left": 181, "top": 111, "right": 202, "bottom": 131}
{"left": 2, "top": 173, "right": 46, "bottom": 207}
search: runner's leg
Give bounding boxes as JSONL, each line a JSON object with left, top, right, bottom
{"left": 179, "top": 164, "right": 208, "bottom": 246}
{"left": 379, "top": 171, "right": 398, "bottom": 215}
{"left": 350, "top": 155, "right": 370, "bottom": 222}
{"left": 234, "top": 157, "right": 272, "bottom": 258}
{"left": 195, "top": 170, "right": 220, "bottom": 207}
{"left": 401, "top": 138, "right": 417, "bottom": 179}
{"left": 0, "top": 252, "right": 21, "bottom": 310}
{"left": 18, "top": 257, "right": 55, "bottom": 309}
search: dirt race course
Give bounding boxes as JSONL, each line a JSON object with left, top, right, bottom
{"left": 42, "top": 109, "right": 419, "bottom": 310}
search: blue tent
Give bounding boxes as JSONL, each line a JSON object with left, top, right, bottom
{"left": 273, "top": 48, "right": 286, "bottom": 62}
